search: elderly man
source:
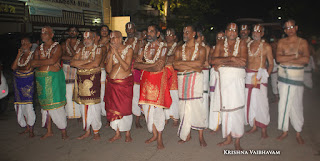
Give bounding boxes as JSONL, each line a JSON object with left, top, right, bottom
{"left": 31, "top": 26, "right": 68, "bottom": 140}
{"left": 211, "top": 23, "right": 247, "bottom": 150}
{"left": 134, "top": 24, "right": 170, "bottom": 149}
{"left": 12, "top": 36, "right": 36, "bottom": 137}
{"left": 276, "top": 19, "right": 309, "bottom": 144}
{"left": 71, "top": 31, "right": 103, "bottom": 140}
{"left": 244, "top": 24, "right": 274, "bottom": 139}
{"left": 105, "top": 31, "right": 134, "bottom": 142}
{"left": 174, "top": 25, "right": 207, "bottom": 147}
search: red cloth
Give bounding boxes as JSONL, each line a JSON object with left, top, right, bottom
{"left": 166, "top": 65, "right": 178, "bottom": 90}
{"left": 139, "top": 68, "right": 172, "bottom": 109}
{"left": 105, "top": 75, "right": 134, "bottom": 122}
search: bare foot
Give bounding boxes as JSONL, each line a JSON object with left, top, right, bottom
{"left": 135, "top": 121, "right": 143, "bottom": 129}
{"left": 157, "top": 142, "right": 165, "bottom": 150}
{"left": 109, "top": 134, "right": 121, "bottom": 142}
{"left": 40, "top": 132, "right": 53, "bottom": 140}
{"left": 125, "top": 136, "right": 132, "bottom": 142}
{"left": 19, "top": 129, "right": 29, "bottom": 135}
{"left": 276, "top": 132, "right": 288, "bottom": 141}
{"left": 93, "top": 133, "right": 100, "bottom": 141}
{"left": 145, "top": 136, "right": 157, "bottom": 144}
{"left": 178, "top": 136, "right": 191, "bottom": 144}
{"left": 29, "top": 132, "right": 35, "bottom": 138}
{"left": 296, "top": 135, "right": 304, "bottom": 145}
{"left": 217, "top": 139, "right": 232, "bottom": 147}
{"left": 261, "top": 128, "right": 268, "bottom": 139}
{"left": 200, "top": 139, "right": 207, "bottom": 147}
{"left": 246, "top": 127, "right": 257, "bottom": 134}
{"left": 77, "top": 132, "right": 90, "bottom": 140}
{"left": 210, "top": 130, "right": 219, "bottom": 134}
{"left": 235, "top": 143, "right": 243, "bottom": 150}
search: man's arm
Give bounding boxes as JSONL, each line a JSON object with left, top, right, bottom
{"left": 265, "top": 43, "right": 274, "bottom": 75}
{"left": 135, "top": 47, "right": 167, "bottom": 72}
{"left": 11, "top": 49, "right": 22, "bottom": 71}
{"left": 287, "top": 40, "right": 310, "bottom": 65}
{"left": 227, "top": 40, "right": 247, "bottom": 67}
{"left": 276, "top": 39, "right": 296, "bottom": 63}
{"left": 31, "top": 45, "right": 62, "bottom": 67}
{"left": 115, "top": 48, "right": 133, "bottom": 72}
{"left": 78, "top": 48, "right": 103, "bottom": 69}
{"left": 105, "top": 50, "right": 113, "bottom": 74}
{"left": 70, "top": 49, "right": 91, "bottom": 68}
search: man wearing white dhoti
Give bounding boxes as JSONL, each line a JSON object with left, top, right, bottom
{"left": 244, "top": 24, "right": 274, "bottom": 139}
{"left": 276, "top": 19, "right": 310, "bottom": 144}
{"left": 174, "top": 25, "right": 207, "bottom": 147}
{"left": 211, "top": 23, "right": 248, "bottom": 150}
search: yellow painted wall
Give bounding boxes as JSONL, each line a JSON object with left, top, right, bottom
{"left": 102, "top": 0, "right": 111, "bottom": 28}
{"left": 111, "top": 16, "right": 130, "bottom": 37}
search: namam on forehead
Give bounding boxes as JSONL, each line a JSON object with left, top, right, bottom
{"left": 166, "top": 29, "right": 174, "bottom": 36}
{"left": 83, "top": 31, "right": 94, "bottom": 39}
{"left": 42, "top": 26, "right": 53, "bottom": 34}
{"left": 227, "top": 23, "right": 238, "bottom": 31}
{"left": 241, "top": 25, "right": 248, "bottom": 30}
{"left": 253, "top": 24, "right": 264, "bottom": 33}
{"left": 126, "top": 23, "right": 135, "bottom": 29}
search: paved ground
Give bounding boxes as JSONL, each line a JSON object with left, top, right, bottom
{"left": 0, "top": 72, "right": 319, "bottom": 161}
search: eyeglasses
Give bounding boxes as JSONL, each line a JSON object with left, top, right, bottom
{"left": 285, "top": 25, "right": 295, "bottom": 30}
{"left": 217, "top": 37, "right": 225, "bottom": 40}
{"left": 227, "top": 28, "right": 237, "bottom": 32}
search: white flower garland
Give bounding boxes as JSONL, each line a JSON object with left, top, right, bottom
{"left": 224, "top": 37, "right": 240, "bottom": 57}
{"left": 247, "top": 40, "right": 265, "bottom": 57}
{"left": 40, "top": 42, "right": 59, "bottom": 58}
{"left": 123, "top": 37, "right": 138, "bottom": 50}
{"left": 81, "top": 44, "right": 97, "bottom": 60}
{"left": 66, "top": 39, "right": 80, "bottom": 56}
{"left": 113, "top": 45, "right": 132, "bottom": 64}
{"left": 182, "top": 42, "right": 199, "bottom": 61}
{"left": 201, "top": 42, "right": 206, "bottom": 47}
{"left": 17, "top": 50, "right": 34, "bottom": 67}
{"left": 144, "top": 42, "right": 164, "bottom": 63}
{"left": 246, "top": 37, "right": 251, "bottom": 43}
{"left": 166, "top": 42, "right": 177, "bottom": 56}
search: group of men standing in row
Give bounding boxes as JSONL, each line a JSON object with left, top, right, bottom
{"left": 12, "top": 19, "right": 310, "bottom": 150}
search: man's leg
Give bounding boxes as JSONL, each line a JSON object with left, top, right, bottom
{"left": 217, "top": 134, "right": 232, "bottom": 146}
{"left": 109, "top": 128, "right": 121, "bottom": 142}
{"left": 199, "top": 129, "right": 207, "bottom": 147}
{"left": 125, "top": 130, "right": 132, "bottom": 142}
{"left": 145, "top": 124, "right": 158, "bottom": 144}
{"left": 40, "top": 114, "right": 53, "bottom": 140}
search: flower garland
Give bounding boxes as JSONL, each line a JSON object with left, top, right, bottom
{"left": 247, "top": 40, "right": 265, "bottom": 57}
{"left": 166, "top": 42, "right": 177, "bottom": 56}
{"left": 123, "top": 37, "right": 138, "bottom": 50}
{"left": 144, "top": 42, "right": 164, "bottom": 64}
{"left": 81, "top": 44, "right": 97, "bottom": 60}
{"left": 17, "top": 50, "right": 34, "bottom": 67}
{"left": 40, "top": 42, "right": 59, "bottom": 58}
{"left": 182, "top": 42, "right": 199, "bottom": 61}
{"left": 224, "top": 37, "right": 240, "bottom": 57}
{"left": 66, "top": 39, "right": 80, "bottom": 56}
{"left": 113, "top": 45, "right": 132, "bottom": 64}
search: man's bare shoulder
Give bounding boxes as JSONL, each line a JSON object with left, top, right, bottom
{"left": 239, "top": 39, "right": 247, "bottom": 46}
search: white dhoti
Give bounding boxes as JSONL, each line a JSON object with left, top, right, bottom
{"left": 63, "top": 63, "right": 81, "bottom": 118}
{"left": 142, "top": 105, "right": 165, "bottom": 133}
{"left": 244, "top": 69, "right": 270, "bottom": 128}
{"left": 214, "top": 67, "right": 245, "bottom": 138}
{"left": 271, "top": 59, "right": 279, "bottom": 95}
{"left": 110, "top": 115, "right": 133, "bottom": 132}
{"left": 202, "top": 69, "right": 210, "bottom": 128}
{"left": 304, "top": 56, "right": 315, "bottom": 89}
{"left": 278, "top": 65, "right": 304, "bottom": 132}
{"left": 164, "top": 90, "right": 179, "bottom": 120}
{"left": 41, "top": 107, "right": 67, "bottom": 129}
{"left": 100, "top": 68, "right": 107, "bottom": 116}
{"left": 15, "top": 104, "right": 36, "bottom": 127}
{"left": 209, "top": 68, "right": 221, "bottom": 131}
{"left": 177, "top": 72, "right": 207, "bottom": 141}
{"left": 80, "top": 104, "right": 102, "bottom": 133}
{"left": 132, "top": 84, "right": 142, "bottom": 116}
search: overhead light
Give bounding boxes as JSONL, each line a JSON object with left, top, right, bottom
{"left": 210, "top": 27, "right": 214, "bottom": 30}
{"left": 92, "top": 18, "right": 101, "bottom": 24}
{"left": 278, "top": 16, "right": 282, "bottom": 20}
{"left": 278, "top": 6, "right": 281, "bottom": 10}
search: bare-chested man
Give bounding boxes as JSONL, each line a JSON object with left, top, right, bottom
{"left": 134, "top": 24, "right": 170, "bottom": 149}
{"left": 31, "top": 26, "right": 68, "bottom": 140}
{"left": 123, "top": 22, "right": 143, "bottom": 128}
{"left": 71, "top": 31, "right": 103, "bottom": 140}
{"left": 97, "top": 25, "right": 110, "bottom": 119}
{"left": 174, "top": 25, "right": 207, "bottom": 147}
{"left": 208, "top": 31, "right": 225, "bottom": 133}
{"left": 61, "top": 26, "right": 82, "bottom": 119}
{"left": 211, "top": 23, "right": 247, "bottom": 150}
{"left": 196, "top": 29, "right": 211, "bottom": 128}
{"left": 244, "top": 24, "right": 274, "bottom": 139}
{"left": 240, "top": 24, "right": 251, "bottom": 43}
{"left": 105, "top": 31, "right": 134, "bottom": 143}
{"left": 164, "top": 28, "right": 179, "bottom": 127}
{"left": 276, "top": 19, "right": 309, "bottom": 144}
{"left": 12, "top": 36, "right": 36, "bottom": 138}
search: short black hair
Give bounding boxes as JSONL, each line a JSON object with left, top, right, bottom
{"left": 67, "top": 26, "right": 79, "bottom": 33}
{"left": 185, "top": 24, "right": 198, "bottom": 39}
{"left": 148, "top": 24, "right": 161, "bottom": 33}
